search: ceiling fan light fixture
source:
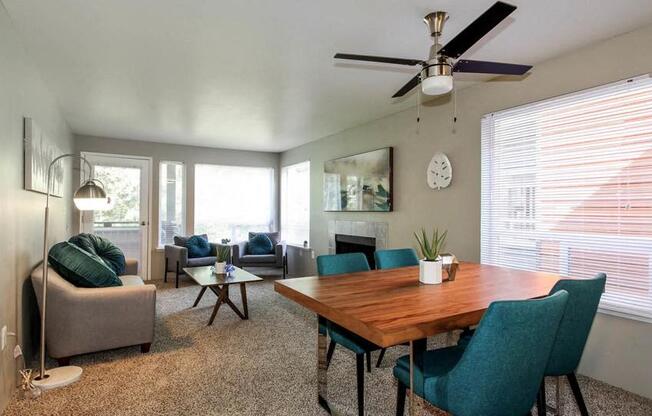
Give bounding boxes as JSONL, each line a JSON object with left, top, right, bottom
{"left": 421, "top": 75, "right": 453, "bottom": 96}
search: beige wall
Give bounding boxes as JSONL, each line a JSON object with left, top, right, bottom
{"left": 281, "top": 24, "right": 652, "bottom": 398}
{"left": 74, "top": 135, "right": 280, "bottom": 280}
{"left": 0, "top": 6, "right": 74, "bottom": 412}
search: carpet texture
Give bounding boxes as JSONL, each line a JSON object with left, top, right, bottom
{"left": 4, "top": 275, "right": 652, "bottom": 415}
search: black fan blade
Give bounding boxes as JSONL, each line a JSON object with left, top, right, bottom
{"left": 334, "top": 53, "right": 423, "bottom": 66}
{"left": 453, "top": 59, "right": 531, "bottom": 75}
{"left": 439, "top": 1, "right": 517, "bottom": 59}
{"left": 392, "top": 74, "right": 421, "bottom": 98}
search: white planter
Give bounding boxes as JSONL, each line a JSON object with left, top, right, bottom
{"left": 419, "top": 259, "right": 443, "bottom": 285}
{"left": 214, "top": 261, "right": 226, "bottom": 274}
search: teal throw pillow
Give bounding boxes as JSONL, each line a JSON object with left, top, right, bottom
{"left": 248, "top": 233, "right": 274, "bottom": 255}
{"left": 48, "top": 242, "right": 122, "bottom": 288}
{"left": 186, "top": 235, "right": 212, "bottom": 258}
{"left": 69, "top": 233, "right": 126, "bottom": 275}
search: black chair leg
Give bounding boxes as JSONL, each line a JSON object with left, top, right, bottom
{"left": 396, "top": 381, "right": 406, "bottom": 416}
{"left": 366, "top": 352, "right": 371, "bottom": 373}
{"left": 326, "top": 340, "right": 336, "bottom": 369}
{"left": 164, "top": 257, "right": 168, "bottom": 282}
{"left": 376, "top": 348, "right": 386, "bottom": 368}
{"left": 175, "top": 261, "right": 180, "bottom": 288}
{"left": 537, "top": 379, "right": 547, "bottom": 416}
{"left": 567, "top": 372, "right": 589, "bottom": 416}
{"left": 356, "top": 354, "right": 365, "bottom": 416}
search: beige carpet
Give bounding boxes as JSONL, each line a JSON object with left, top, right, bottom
{"left": 4, "top": 274, "right": 652, "bottom": 416}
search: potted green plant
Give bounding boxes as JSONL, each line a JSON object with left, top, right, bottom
{"left": 214, "top": 238, "right": 231, "bottom": 274}
{"left": 414, "top": 228, "right": 447, "bottom": 284}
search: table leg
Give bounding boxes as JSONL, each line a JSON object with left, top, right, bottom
{"left": 224, "top": 297, "right": 246, "bottom": 319}
{"left": 240, "top": 283, "right": 249, "bottom": 319}
{"left": 317, "top": 315, "right": 331, "bottom": 414}
{"left": 409, "top": 338, "right": 427, "bottom": 416}
{"left": 192, "top": 286, "right": 208, "bottom": 307}
{"left": 208, "top": 286, "right": 228, "bottom": 326}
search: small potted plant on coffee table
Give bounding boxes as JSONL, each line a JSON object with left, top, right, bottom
{"left": 214, "top": 238, "right": 231, "bottom": 274}
{"left": 414, "top": 228, "right": 447, "bottom": 284}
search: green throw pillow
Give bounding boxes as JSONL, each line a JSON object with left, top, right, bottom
{"left": 48, "top": 242, "right": 123, "bottom": 288}
{"left": 69, "top": 233, "right": 126, "bottom": 275}
{"left": 186, "top": 235, "right": 212, "bottom": 258}
{"left": 248, "top": 233, "right": 274, "bottom": 255}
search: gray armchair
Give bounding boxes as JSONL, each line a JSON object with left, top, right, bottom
{"left": 31, "top": 260, "right": 155, "bottom": 365}
{"left": 164, "top": 234, "right": 218, "bottom": 288}
{"left": 232, "top": 232, "right": 287, "bottom": 278}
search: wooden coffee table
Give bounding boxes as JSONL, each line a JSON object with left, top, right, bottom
{"left": 183, "top": 265, "right": 263, "bottom": 326}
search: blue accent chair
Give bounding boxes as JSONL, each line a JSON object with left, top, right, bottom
{"left": 316, "top": 252, "right": 379, "bottom": 416}
{"left": 536, "top": 273, "right": 606, "bottom": 416}
{"left": 394, "top": 291, "right": 570, "bottom": 416}
{"left": 372, "top": 248, "right": 420, "bottom": 368}
{"left": 374, "top": 248, "right": 419, "bottom": 270}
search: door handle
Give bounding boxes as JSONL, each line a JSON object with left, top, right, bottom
{"left": 141, "top": 221, "right": 147, "bottom": 226}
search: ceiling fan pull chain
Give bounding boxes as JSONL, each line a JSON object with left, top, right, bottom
{"left": 416, "top": 78, "right": 422, "bottom": 133}
{"left": 452, "top": 79, "right": 458, "bottom": 128}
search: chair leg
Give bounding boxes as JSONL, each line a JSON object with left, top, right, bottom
{"left": 396, "top": 381, "right": 406, "bottom": 416}
{"left": 366, "top": 351, "right": 371, "bottom": 373}
{"left": 567, "top": 372, "right": 589, "bottom": 416}
{"left": 376, "top": 348, "right": 386, "bottom": 368}
{"left": 537, "top": 379, "right": 547, "bottom": 416}
{"left": 356, "top": 354, "right": 365, "bottom": 416}
{"left": 326, "top": 340, "right": 336, "bottom": 369}
{"left": 164, "top": 257, "right": 168, "bottom": 282}
{"left": 176, "top": 261, "right": 180, "bottom": 288}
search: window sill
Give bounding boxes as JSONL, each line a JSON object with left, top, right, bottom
{"left": 598, "top": 305, "right": 652, "bottom": 324}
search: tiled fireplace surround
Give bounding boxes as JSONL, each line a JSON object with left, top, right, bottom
{"left": 327, "top": 220, "right": 388, "bottom": 254}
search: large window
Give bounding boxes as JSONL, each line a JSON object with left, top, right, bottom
{"left": 158, "top": 161, "right": 185, "bottom": 247}
{"left": 481, "top": 75, "right": 652, "bottom": 322}
{"left": 281, "top": 161, "right": 310, "bottom": 245}
{"left": 194, "top": 164, "right": 274, "bottom": 242}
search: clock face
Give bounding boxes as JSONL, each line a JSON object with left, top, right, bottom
{"left": 427, "top": 153, "right": 452, "bottom": 189}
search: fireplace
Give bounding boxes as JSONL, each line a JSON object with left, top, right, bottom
{"left": 335, "top": 234, "right": 376, "bottom": 269}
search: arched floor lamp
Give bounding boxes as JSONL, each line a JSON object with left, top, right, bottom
{"left": 32, "top": 154, "right": 109, "bottom": 390}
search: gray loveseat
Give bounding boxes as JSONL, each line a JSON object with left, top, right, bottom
{"left": 232, "top": 232, "right": 287, "bottom": 278}
{"left": 31, "top": 259, "right": 156, "bottom": 366}
{"left": 164, "top": 234, "right": 218, "bottom": 288}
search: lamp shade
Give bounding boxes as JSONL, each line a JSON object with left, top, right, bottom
{"left": 73, "top": 180, "right": 109, "bottom": 211}
{"left": 421, "top": 75, "right": 453, "bottom": 96}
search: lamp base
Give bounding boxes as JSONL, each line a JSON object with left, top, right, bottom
{"left": 32, "top": 366, "right": 82, "bottom": 390}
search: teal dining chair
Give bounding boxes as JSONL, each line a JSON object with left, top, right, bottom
{"left": 374, "top": 248, "right": 419, "bottom": 270}
{"left": 536, "top": 273, "right": 606, "bottom": 416}
{"left": 394, "top": 290, "right": 570, "bottom": 416}
{"left": 316, "top": 252, "right": 380, "bottom": 416}
{"left": 372, "top": 248, "right": 420, "bottom": 368}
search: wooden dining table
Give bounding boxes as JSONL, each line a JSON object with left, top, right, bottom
{"left": 274, "top": 262, "right": 560, "bottom": 415}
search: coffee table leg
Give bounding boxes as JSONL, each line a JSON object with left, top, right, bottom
{"left": 208, "top": 286, "right": 228, "bottom": 326}
{"left": 192, "top": 286, "right": 207, "bottom": 307}
{"left": 240, "top": 283, "right": 249, "bottom": 319}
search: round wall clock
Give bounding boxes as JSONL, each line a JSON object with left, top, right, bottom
{"left": 427, "top": 152, "right": 452, "bottom": 189}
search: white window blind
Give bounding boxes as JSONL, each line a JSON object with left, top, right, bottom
{"left": 481, "top": 75, "right": 652, "bottom": 322}
{"left": 158, "top": 161, "right": 185, "bottom": 247}
{"left": 194, "top": 164, "right": 275, "bottom": 242}
{"left": 281, "top": 161, "right": 310, "bottom": 245}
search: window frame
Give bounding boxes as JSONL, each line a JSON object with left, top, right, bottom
{"left": 193, "top": 163, "right": 275, "bottom": 243}
{"left": 481, "top": 74, "right": 652, "bottom": 323}
{"left": 281, "top": 160, "right": 311, "bottom": 246}
{"left": 157, "top": 160, "right": 186, "bottom": 249}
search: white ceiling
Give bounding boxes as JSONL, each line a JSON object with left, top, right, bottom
{"left": 3, "top": 0, "right": 652, "bottom": 152}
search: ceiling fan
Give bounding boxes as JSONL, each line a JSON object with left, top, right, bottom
{"left": 334, "top": 1, "right": 532, "bottom": 98}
